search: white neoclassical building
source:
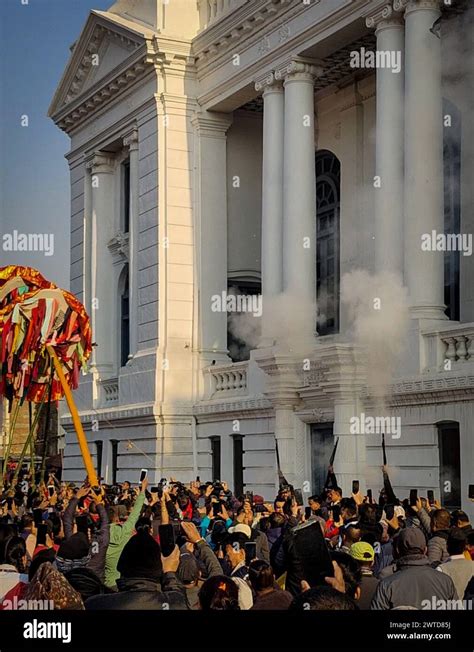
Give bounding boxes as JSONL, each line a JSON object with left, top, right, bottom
{"left": 50, "top": 0, "right": 473, "bottom": 516}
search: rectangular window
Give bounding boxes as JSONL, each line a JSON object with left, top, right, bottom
{"left": 438, "top": 422, "right": 461, "bottom": 508}
{"left": 122, "top": 159, "right": 131, "bottom": 234}
{"left": 120, "top": 269, "right": 130, "bottom": 367}
{"left": 111, "top": 440, "right": 118, "bottom": 485}
{"left": 210, "top": 437, "right": 221, "bottom": 482}
{"left": 233, "top": 435, "right": 244, "bottom": 497}
{"left": 311, "top": 423, "right": 334, "bottom": 496}
{"left": 95, "top": 441, "right": 103, "bottom": 481}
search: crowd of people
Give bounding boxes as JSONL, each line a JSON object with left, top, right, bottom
{"left": 0, "top": 465, "right": 473, "bottom": 611}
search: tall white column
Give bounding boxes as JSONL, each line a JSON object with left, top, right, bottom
{"left": 123, "top": 128, "right": 139, "bottom": 358}
{"left": 255, "top": 73, "right": 284, "bottom": 343}
{"left": 275, "top": 60, "right": 321, "bottom": 346}
{"left": 395, "top": 0, "right": 446, "bottom": 319}
{"left": 276, "top": 60, "right": 320, "bottom": 302}
{"left": 86, "top": 153, "right": 116, "bottom": 377}
{"left": 366, "top": 5, "right": 405, "bottom": 277}
{"left": 192, "top": 111, "right": 233, "bottom": 365}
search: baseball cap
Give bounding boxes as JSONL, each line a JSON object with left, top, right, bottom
{"left": 228, "top": 523, "right": 251, "bottom": 538}
{"left": 350, "top": 541, "right": 375, "bottom": 562}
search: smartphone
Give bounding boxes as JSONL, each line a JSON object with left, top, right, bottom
{"left": 139, "top": 469, "right": 148, "bottom": 483}
{"left": 305, "top": 506, "right": 312, "bottom": 520}
{"left": 469, "top": 485, "right": 474, "bottom": 500}
{"left": 76, "top": 514, "right": 89, "bottom": 535}
{"left": 150, "top": 486, "right": 159, "bottom": 493}
{"left": 33, "top": 508, "right": 43, "bottom": 527}
{"left": 427, "top": 490, "right": 435, "bottom": 505}
{"left": 331, "top": 505, "right": 341, "bottom": 523}
{"left": 409, "top": 489, "right": 418, "bottom": 506}
{"left": 245, "top": 541, "right": 257, "bottom": 563}
{"left": 159, "top": 524, "right": 175, "bottom": 557}
{"left": 196, "top": 476, "right": 200, "bottom": 483}
{"left": 36, "top": 523, "right": 47, "bottom": 546}
{"left": 352, "top": 480, "right": 359, "bottom": 494}
{"left": 293, "top": 489, "right": 304, "bottom": 506}
{"left": 212, "top": 501, "right": 222, "bottom": 517}
{"left": 367, "top": 489, "right": 372, "bottom": 501}
{"left": 293, "top": 520, "right": 334, "bottom": 587}
{"left": 245, "top": 491, "right": 254, "bottom": 505}
{"left": 48, "top": 485, "right": 55, "bottom": 497}
{"left": 385, "top": 504, "right": 395, "bottom": 520}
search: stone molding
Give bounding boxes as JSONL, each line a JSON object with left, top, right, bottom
{"left": 394, "top": 0, "right": 441, "bottom": 13}
{"left": 366, "top": 3, "right": 404, "bottom": 30}
{"left": 275, "top": 57, "right": 324, "bottom": 83}
{"left": 254, "top": 71, "right": 283, "bottom": 93}
{"left": 85, "top": 152, "right": 115, "bottom": 174}
{"left": 107, "top": 231, "right": 130, "bottom": 264}
{"left": 123, "top": 127, "right": 139, "bottom": 150}
{"left": 191, "top": 110, "right": 233, "bottom": 137}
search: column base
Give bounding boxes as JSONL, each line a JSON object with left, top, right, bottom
{"left": 409, "top": 305, "right": 448, "bottom": 321}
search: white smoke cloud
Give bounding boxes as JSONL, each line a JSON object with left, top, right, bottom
{"left": 341, "top": 270, "right": 410, "bottom": 405}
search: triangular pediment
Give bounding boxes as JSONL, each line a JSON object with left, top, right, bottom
{"left": 49, "top": 11, "right": 154, "bottom": 118}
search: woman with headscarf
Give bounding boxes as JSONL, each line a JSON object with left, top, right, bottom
{"left": 23, "top": 562, "right": 84, "bottom": 610}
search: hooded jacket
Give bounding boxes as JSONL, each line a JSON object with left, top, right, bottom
{"left": 371, "top": 554, "right": 457, "bottom": 609}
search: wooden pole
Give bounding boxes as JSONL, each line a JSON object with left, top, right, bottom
{"left": 46, "top": 345, "right": 98, "bottom": 486}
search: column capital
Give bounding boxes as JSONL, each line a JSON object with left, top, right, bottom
{"left": 191, "top": 110, "right": 233, "bottom": 138}
{"left": 275, "top": 57, "right": 324, "bottom": 84}
{"left": 254, "top": 71, "right": 283, "bottom": 94}
{"left": 85, "top": 152, "right": 115, "bottom": 174}
{"left": 394, "top": 0, "right": 440, "bottom": 14}
{"left": 123, "top": 128, "right": 139, "bottom": 152}
{"left": 366, "top": 4, "right": 404, "bottom": 30}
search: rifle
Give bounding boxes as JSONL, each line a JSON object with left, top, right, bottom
{"left": 275, "top": 439, "right": 289, "bottom": 488}
{"left": 324, "top": 437, "right": 339, "bottom": 490}
{"left": 381, "top": 433, "right": 397, "bottom": 504}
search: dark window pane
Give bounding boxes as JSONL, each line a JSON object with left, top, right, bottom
{"left": 438, "top": 422, "right": 461, "bottom": 508}
{"left": 121, "top": 269, "right": 130, "bottom": 367}
{"left": 316, "top": 151, "right": 340, "bottom": 336}
{"left": 233, "top": 436, "right": 244, "bottom": 497}
{"left": 122, "top": 159, "right": 130, "bottom": 234}
{"left": 211, "top": 437, "right": 221, "bottom": 482}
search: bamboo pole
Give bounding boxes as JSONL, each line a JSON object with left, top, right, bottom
{"left": 12, "top": 397, "right": 45, "bottom": 484}
{"left": 46, "top": 345, "right": 98, "bottom": 486}
{"left": 2, "top": 399, "right": 21, "bottom": 480}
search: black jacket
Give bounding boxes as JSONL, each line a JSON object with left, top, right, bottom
{"left": 85, "top": 573, "right": 189, "bottom": 610}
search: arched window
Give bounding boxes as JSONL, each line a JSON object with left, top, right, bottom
{"left": 316, "top": 151, "right": 340, "bottom": 335}
{"left": 119, "top": 266, "right": 130, "bottom": 367}
{"left": 443, "top": 99, "right": 461, "bottom": 321}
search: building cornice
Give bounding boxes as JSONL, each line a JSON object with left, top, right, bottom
{"left": 50, "top": 15, "right": 196, "bottom": 135}
{"left": 194, "top": 397, "right": 273, "bottom": 422}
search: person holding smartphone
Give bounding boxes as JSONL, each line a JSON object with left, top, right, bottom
{"left": 104, "top": 477, "right": 148, "bottom": 589}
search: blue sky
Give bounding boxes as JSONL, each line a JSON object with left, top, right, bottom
{"left": 0, "top": 0, "right": 112, "bottom": 288}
